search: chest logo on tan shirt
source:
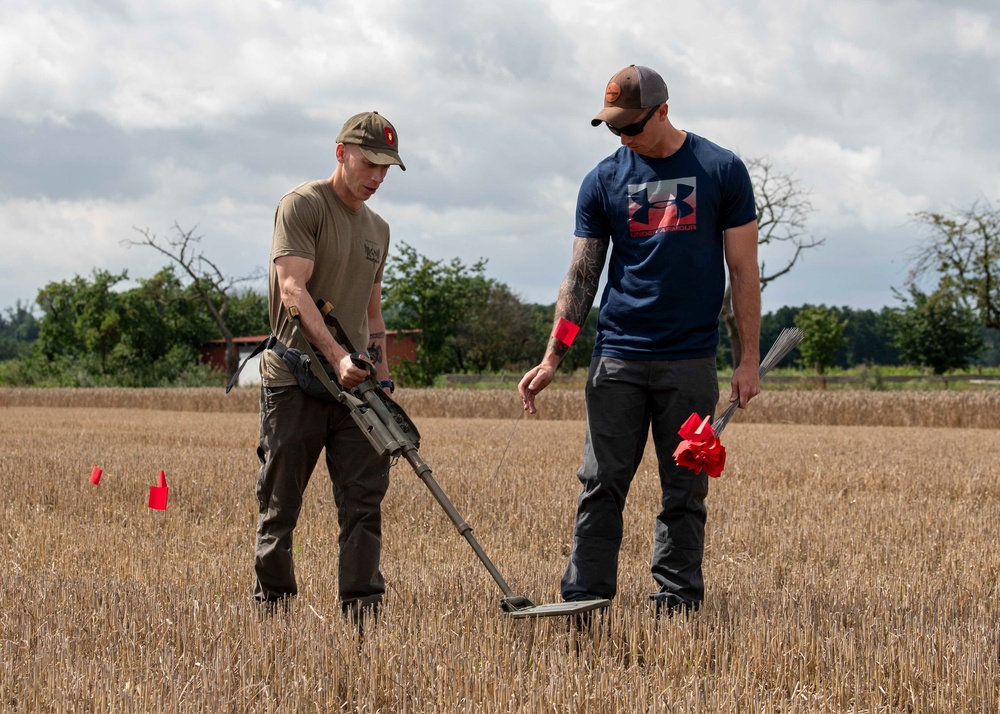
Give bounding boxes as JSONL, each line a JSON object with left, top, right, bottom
{"left": 364, "top": 241, "right": 382, "bottom": 265}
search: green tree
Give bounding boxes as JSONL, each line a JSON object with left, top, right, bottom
{"left": 14, "top": 267, "right": 220, "bottom": 387}
{"left": 36, "top": 269, "right": 128, "bottom": 372}
{"left": 889, "top": 284, "right": 983, "bottom": 375}
{"left": 110, "top": 268, "right": 218, "bottom": 385}
{"left": 382, "top": 242, "right": 492, "bottom": 384}
{"left": 123, "top": 223, "right": 263, "bottom": 379}
{"left": 458, "top": 283, "right": 543, "bottom": 373}
{"left": 225, "top": 289, "right": 271, "bottom": 337}
{"left": 794, "top": 305, "right": 847, "bottom": 374}
{"left": 978, "top": 327, "right": 1000, "bottom": 367}
{"left": 839, "top": 306, "right": 902, "bottom": 367}
{"left": 755, "top": 305, "right": 803, "bottom": 367}
{"left": 383, "top": 243, "right": 552, "bottom": 382}
{"left": 909, "top": 199, "right": 1000, "bottom": 329}
{"left": 744, "top": 305, "right": 901, "bottom": 371}
{"left": 0, "top": 300, "right": 40, "bottom": 360}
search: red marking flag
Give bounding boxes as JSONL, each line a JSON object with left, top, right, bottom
{"left": 148, "top": 470, "right": 168, "bottom": 510}
{"left": 89, "top": 465, "right": 103, "bottom": 485}
{"left": 673, "top": 413, "right": 726, "bottom": 478}
{"left": 553, "top": 317, "right": 580, "bottom": 347}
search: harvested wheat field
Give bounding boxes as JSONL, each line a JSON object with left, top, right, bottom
{"left": 0, "top": 388, "right": 998, "bottom": 712}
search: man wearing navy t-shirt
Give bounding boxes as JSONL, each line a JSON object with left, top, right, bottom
{"left": 518, "top": 65, "right": 762, "bottom": 616}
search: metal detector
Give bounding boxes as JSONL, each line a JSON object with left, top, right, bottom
{"left": 286, "top": 301, "right": 610, "bottom": 620}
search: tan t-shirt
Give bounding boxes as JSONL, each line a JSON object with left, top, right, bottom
{"left": 261, "top": 179, "right": 390, "bottom": 386}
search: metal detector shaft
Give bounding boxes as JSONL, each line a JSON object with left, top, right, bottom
{"left": 399, "top": 444, "right": 517, "bottom": 599}
{"left": 285, "top": 304, "right": 517, "bottom": 598}
{"left": 285, "top": 301, "right": 611, "bottom": 618}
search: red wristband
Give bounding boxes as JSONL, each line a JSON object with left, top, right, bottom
{"left": 553, "top": 317, "right": 580, "bottom": 347}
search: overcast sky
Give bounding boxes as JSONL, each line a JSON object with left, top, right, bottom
{"left": 2, "top": 0, "right": 998, "bottom": 318}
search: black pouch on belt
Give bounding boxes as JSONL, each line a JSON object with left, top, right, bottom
{"left": 274, "top": 341, "right": 340, "bottom": 402}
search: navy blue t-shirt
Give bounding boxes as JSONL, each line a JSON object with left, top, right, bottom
{"left": 575, "top": 132, "right": 756, "bottom": 360}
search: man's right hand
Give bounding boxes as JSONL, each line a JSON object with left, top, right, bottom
{"left": 518, "top": 364, "right": 555, "bottom": 414}
{"left": 336, "top": 353, "right": 369, "bottom": 389}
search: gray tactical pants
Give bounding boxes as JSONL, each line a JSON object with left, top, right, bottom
{"left": 560, "top": 355, "right": 719, "bottom": 608}
{"left": 253, "top": 385, "right": 390, "bottom": 613}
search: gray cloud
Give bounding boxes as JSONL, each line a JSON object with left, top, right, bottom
{"left": 0, "top": 115, "right": 153, "bottom": 201}
{"left": 1, "top": 0, "right": 999, "bottom": 317}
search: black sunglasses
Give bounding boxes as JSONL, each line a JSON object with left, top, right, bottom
{"left": 607, "top": 105, "right": 660, "bottom": 137}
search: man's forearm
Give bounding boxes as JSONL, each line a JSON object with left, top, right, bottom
{"left": 367, "top": 329, "right": 390, "bottom": 382}
{"left": 544, "top": 237, "right": 607, "bottom": 366}
{"left": 730, "top": 271, "right": 761, "bottom": 366}
{"left": 282, "top": 285, "right": 348, "bottom": 366}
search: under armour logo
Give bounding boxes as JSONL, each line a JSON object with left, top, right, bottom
{"left": 630, "top": 183, "right": 695, "bottom": 225}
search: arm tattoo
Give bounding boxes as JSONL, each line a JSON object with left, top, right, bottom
{"left": 549, "top": 237, "right": 608, "bottom": 358}
{"left": 368, "top": 331, "right": 385, "bottom": 365}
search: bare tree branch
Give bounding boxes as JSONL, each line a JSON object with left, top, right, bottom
{"left": 122, "top": 223, "right": 264, "bottom": 378}
{"left": 720, "top": 157, "right": 823, "bottom": 367}
{"left": 906, "top": 199, "right": 1000, "bottom": 329}
{"left": 747, "top": 156, "right": 824, "bottom": 290}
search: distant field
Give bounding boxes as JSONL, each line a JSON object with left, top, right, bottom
{"left": 1, "top": 392, "right": 998, "bottom": 711}
{"left": 442, "top": 368, "right": 1000, "bottom": 392}
{"left": 4, "top": 386, "right": 1000, "bottom": 428}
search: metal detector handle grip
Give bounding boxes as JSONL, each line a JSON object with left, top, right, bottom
{"left": 350, "top": 351, "right": 376, "bottom": 374}
{"left": 286, "top": 306, "right": 402, "bottom": 456}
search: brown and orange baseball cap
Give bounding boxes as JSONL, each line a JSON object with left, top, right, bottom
{"left": 591, "top": 65, "right": 668, "bottom": 128}
{"left": 336, "top": 111, "right": 406, "bottom": 170}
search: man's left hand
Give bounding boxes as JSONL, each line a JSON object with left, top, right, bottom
{"left": 729, "top": 363, "right": 761, "bottom": 408}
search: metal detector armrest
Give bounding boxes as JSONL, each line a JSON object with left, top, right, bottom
{"left": 286, "top": 305, "right": 405, "bottom": 456}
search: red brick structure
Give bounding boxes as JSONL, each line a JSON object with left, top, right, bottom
{"left": 199, "top": 336, "right": 270, "bottom": 373}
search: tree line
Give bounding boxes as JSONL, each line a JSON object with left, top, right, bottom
{"left": 1, "top": 241, "right": 997, "bottom": 387}
{"left": 0, "top": 268, "right": 268, "bottom": 387}
{"left": 729, "top": 300, "right": 999, "bottom": 375}
{"left": 1, "top": 176, "right": 997, "bottom": 387}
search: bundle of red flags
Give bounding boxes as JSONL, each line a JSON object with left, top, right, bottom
{"left": 672, "top": 327, "right": 804, "bottom": 478}
{"left": 672, "top": 413, "right": 726, "bottom": 478}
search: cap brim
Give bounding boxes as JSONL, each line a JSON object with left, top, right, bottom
{"left": 359, "top": 146, "right": 406, "bottom": 171}
{"left": 590, "top": 105, "right": 649, "bottom": 128}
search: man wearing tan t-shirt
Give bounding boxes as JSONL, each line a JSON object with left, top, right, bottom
{"left": 254, "top": 111, "right": 405, "bottom": 624}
